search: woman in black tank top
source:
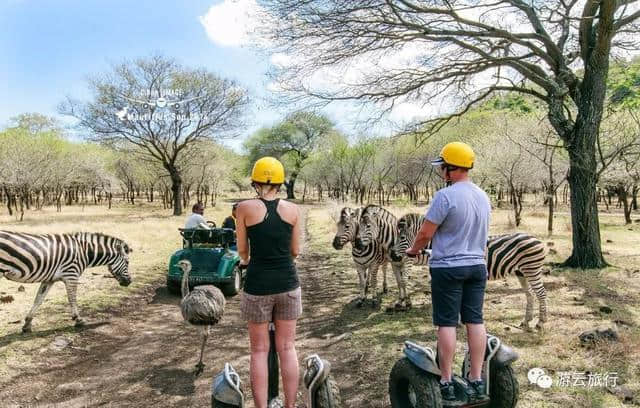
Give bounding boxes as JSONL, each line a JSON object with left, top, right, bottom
{"left": 236, "top": 157, "right": 302, "bottom": 408}
{"left": 243, "top": 197, "right": 299, "bottom": 295}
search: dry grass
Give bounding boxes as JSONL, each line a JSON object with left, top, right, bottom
{"left": 315, "top": 201, "right": 640, "bottom": 408}
{"left": 0, "top": 201, "right": 234, "bottom": 378}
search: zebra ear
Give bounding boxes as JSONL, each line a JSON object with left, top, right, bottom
{"left": 364, "top": 206, "right": 379, "bottom": 218}
{"left": 116, "top": 243, "right": 133, "bottom": 254}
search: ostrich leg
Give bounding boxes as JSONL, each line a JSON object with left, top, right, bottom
{"left": 195, "top": 326, "right": 209, "bottom": 376}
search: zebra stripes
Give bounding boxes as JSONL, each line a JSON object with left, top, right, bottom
{"left": 355, "top": 205, "right": 411, "bottom": 309}
{"left": 392, "top": 213, "right": 548, "bottom": 330}
{"left": 332, "top": 207, "right": 388, "bottom": 306}
{"left": 0, "top": 231, "right": 132, "bottom": 333}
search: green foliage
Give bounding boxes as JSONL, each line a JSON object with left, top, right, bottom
{"left": 479, "top": 93, "right": 543, "bottom": 114}
{"left": 8, "top": 113, "right": 61, "bottom": 134}
{"left": 608, "top": 57, "right": 640, "bottom": 109}
{"left": 244, "top": 111, "right": 335, "bottom": 177}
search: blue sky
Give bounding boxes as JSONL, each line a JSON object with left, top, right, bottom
{"left": 0, "top": 0, "right": 288, "bottom": 150}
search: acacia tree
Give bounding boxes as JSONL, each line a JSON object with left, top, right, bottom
{"left": 245, "top": 111, "right": 333, "bottom": 199}
{"left": 260, "top": 0, "right": 640, "bottom": 268}
{"left": 60, "top": 55, "right": 248, "bottom": 215}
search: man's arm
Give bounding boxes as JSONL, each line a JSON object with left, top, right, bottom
{"left": 406, "top": 191, "right": 448, "bottom": 256}
{"left": 406, "top": 220, "right": 438, "bottom": 255}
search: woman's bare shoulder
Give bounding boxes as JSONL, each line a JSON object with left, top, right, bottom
{"left": 278, "top": 199, "right": 299, "bottom": 211}
{"left": 237, "top": 199, "right": 260, "bottom": 210}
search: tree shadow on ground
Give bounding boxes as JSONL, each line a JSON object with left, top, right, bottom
{"left": 0, "top": 321, "right": 110, "bottom": 349}
{"left": 146, "top": 366, "right": 196, "bottom": 396}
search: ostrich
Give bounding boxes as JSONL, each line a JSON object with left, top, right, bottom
{"left": 176, "top": 259, "right": 226, "bottom": 376}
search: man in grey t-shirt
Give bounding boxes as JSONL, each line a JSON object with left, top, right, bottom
{"left": 185, "top": 202, "right": 209, "bottom": 229}
{"left": 406, "top": 141, "right": 491, "bottom": 402}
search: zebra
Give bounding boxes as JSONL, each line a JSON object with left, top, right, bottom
{"left": 391, "top": 213, "right": 548, "bottom": 330}
{"left": 0, "top": 231, "right": 132, "bottom": 333}
{"left": 332, "top": 207, "right": 388, "bottom": 306}
{"left": 354, "top": 205, "right": 410, "bottom": 310}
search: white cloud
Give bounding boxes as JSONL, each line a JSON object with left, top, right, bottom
{"left": 199, "top": 0, "right": 261, "bottom": 47}
{"left": 270, "top": 53, "right": 293, "bottom": 68}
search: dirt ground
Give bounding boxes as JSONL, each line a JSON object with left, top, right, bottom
{"left": 1, "top": 203, "right": 639, "bottom": 407}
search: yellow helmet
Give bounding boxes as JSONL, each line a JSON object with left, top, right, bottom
{"left": 431, "top": 142, "right": 475, "bottom": 169}
{"left": 251, "top": 156, "right": 285, "bottom": 184}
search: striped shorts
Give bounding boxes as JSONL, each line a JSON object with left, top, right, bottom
{"left": 240, "top": 287, "right": 303, "bottom": 323}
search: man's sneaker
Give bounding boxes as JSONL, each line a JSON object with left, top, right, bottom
{"left": 439, "top": 381, "right": 456, "bottom": 401}
{"left": 469, "top": 379, "right": 489, "bottom": 400}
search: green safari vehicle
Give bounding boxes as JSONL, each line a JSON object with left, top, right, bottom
{"left": 167, "top": 227, "right": 244, "bottom": 296}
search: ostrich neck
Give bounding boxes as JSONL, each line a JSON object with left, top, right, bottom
{"left": 181, "top": 267, "right": 190, "bottom": 298}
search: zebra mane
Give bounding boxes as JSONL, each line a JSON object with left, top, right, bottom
{"left": 361, "top": 204, "right": 394, "bottom": 221}
{"left": 74, "top": 232, "right": 132, "bottom": 253}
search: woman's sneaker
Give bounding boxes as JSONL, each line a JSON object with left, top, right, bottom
{"left": 439, "top": 381, "right": 456, "bottom": 401}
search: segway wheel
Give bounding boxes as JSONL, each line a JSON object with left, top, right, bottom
{"left": 389, "top": 357, "right": 442, "bottom": 408}
{"left": 212, "top": 400, "right": 238, "bottom": 408}
{"left": 488, "top": 364, "right": 518, "bottom": 408}
{"left": 314, "top": 375, "right": 342, "bottom": 408}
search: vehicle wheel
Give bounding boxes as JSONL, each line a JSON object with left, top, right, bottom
{"left": 314, "top": 375, "right": 342, "bottom": 408}
{"left": 268, "top": 332, "right": 279, "bottom": 400}
{"left": 488, "top": 364, "right": 518, "bottom": 408}
{"left": 222, "top": 265, "right": 242, "bottom": 296}
{"left": 167, "top": 280, "right": 181, "bottom": 295}
{"left": 389, "top": 357, "right": 442, "bottom": 408}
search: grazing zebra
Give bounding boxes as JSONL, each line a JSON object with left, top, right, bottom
{"left": 355, "top": 205, "right": 410, "bottom": 310}
{"left": 391, "top": 213, "right": 548, "bottom": 330}
{"left": 0, "top": 231, "right": 132, "bottom": 333}
{"left": 332, "top": 207, "right": 388, "bottom": 306}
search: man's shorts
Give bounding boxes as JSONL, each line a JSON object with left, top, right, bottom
{"left": 240, "top": 287, "right": 303, "bottom": 323}
{"left": 430, "top": 264, "right": 487, "bottom": 327}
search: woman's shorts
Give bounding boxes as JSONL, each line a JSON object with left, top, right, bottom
{"left": 240, "top": 287, "right": 303, "bottom": 323}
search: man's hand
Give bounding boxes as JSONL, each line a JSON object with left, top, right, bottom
{"left": 405, "top": 247, "right": 421, "bottom": 258}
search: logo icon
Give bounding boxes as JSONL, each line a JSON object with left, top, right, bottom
{"left": 122, "top": 94, "right": 204, "bottom": 110}
{"left": 528, "top": 367, "right": 553, "bottom": 389}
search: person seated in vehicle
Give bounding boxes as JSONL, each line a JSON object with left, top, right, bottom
{"left": 222, "top": 203, "right": 238, "bottom": 230}
{"left": 185, "top": 202, "right": 210, "bottom": 229}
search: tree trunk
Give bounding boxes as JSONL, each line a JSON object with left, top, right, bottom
{"left": 170, "top": 170, "right": 183, "bottom": 216}
{"left": 510, "top": 187, "right": 522, "bottom": 227}
{"left": 4, "top": 186, "right": 13, "bottom": 216}
{"left": 302, "top": 180, "right": 307, "bottom": 203}
{"left": 618, "top": 186, "right": 632, "bottom": 225}
{"left": 285, "top": 174, "right": 297, "bottom": 200}
{"left": 563, "top": 145, "right": 606, "bottom": 268}
{"left": 547, "top": 185, "right": 554, "bottom": 236}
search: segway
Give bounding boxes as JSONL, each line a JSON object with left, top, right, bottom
{"left": 212, "top": 347, "right": 341, "bottom": 407}
{"left": 388, "top": 334, "right": 519, "bottom": 408}
{"left": 211, "top": 321, "right": 281, "bottom": 407}
{"left": 212, "top": 283, "right": 342, "bottom": 406}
